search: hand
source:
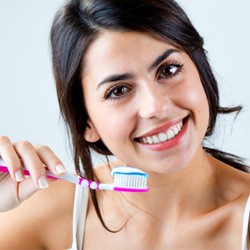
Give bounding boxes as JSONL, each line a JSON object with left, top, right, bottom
{"left": 0, "top": 136, "right": 66, "bottom": 212}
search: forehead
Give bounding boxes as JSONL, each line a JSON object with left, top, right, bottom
{"left": 83, "top": 31, "right": 176, "bottom": 78}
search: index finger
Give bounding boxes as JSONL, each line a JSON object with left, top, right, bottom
{"left": 0, "top": 136, "right": 24, "bottom": 182}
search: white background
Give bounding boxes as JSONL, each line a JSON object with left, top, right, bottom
{"left": 0, "top": 0, "right": 249, "bottom": 171}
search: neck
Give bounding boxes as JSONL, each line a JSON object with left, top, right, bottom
{"left": 94, "top": 149, "right": 219, "bottom": 226}
{"left": 120, "top": 150, "right": 218, "bottom": 223}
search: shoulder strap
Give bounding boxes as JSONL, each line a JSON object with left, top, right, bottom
{"left": 71, "top": 185, "right": 89, "bottom": 250}
{"left": 242, "top": 195, "right": 250, "bottom": 250}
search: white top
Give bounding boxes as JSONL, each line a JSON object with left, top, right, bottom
{"left": 70, "top": 186, "right": 250, "bottom": 250}
{"left": 242, "top": 195, "right": 250, "bottom": 250}
{"left": 70, "top": 185, "right": 89, "bottom": 250}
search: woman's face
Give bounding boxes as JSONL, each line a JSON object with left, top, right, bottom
{"left": 82, "top": 31, "right": 209, "bottom": 174}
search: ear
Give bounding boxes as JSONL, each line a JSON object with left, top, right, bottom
{"left": 84, "top": 119, "right": 100, "bottom": 142}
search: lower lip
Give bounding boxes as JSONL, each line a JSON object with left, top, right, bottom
{"left": 138, "top": 117, "right": 189, "bottom": 151}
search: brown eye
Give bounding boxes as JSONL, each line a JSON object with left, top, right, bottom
{"left": 161, "top": 65, "right": 178, "bottom": 77}
{"left": 158, "top": 63, "right": 183, "bottom": 79}
{"left": 112, "top": 86, "right": 128, "bottom": 97}
{"left": 104, "top": 84, "right": 132, "bottom": 100}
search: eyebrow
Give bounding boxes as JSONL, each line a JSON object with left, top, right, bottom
{"left": 148, "top": 48, "right": 180, "bottom": 72}
{"left": 97, "top": 48, "right": 180, "bottom": 89}
{"left": 97, "top": 73, "right": 134, "bottom": 89}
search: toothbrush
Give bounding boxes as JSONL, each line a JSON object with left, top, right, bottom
{"left": 0, "top": 159, "right": 149, "bottom": 192}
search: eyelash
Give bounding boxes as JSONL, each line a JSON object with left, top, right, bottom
{"left": 157, "top": 61, "right": 184, "bottom": 80}
{"left": 103, "top": 61, "right": 184, "bottom": 101}
{"left": 103, "top": 83, "right": 132, "bottom": 101}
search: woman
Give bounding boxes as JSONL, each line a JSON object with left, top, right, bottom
{"left": 0, "top": 0, "right": 249, "bottom": 249}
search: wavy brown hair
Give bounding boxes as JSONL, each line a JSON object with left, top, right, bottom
{"left": 50, "top": 0, "right": 248, "bottom": 231}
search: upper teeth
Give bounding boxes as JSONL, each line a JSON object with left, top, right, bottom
{"left": 140, "top": 121, "right": 183, "bottom": 144}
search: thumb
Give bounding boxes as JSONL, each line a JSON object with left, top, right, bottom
{"left": 18, "top": 177, "right": 55, "bottom": 203}
{"left": 0, "top": 175, "right": 55, "bottom": 212}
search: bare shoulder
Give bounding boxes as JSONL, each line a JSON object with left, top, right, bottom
{"left": 222, "top": 162, "right": 250, "bottom": 195}
{"left": 211, "top": 155, "right": 250, "bottom": 205}
{"left": 0, "top": 180, "right": 76, "bottom": 249}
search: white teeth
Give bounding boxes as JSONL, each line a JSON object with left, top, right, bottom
{"left": 166, "top": 129, "right": 174, "bottom": 139}
{"left": 172, "top": 127, "right": 179, "bottom": 136}
{"left": 139, "top": 120, "right": 184, "bottom": 145}
{"left": 152, "top": 135, "right": 160, "bottom": 144}
{"left": 146, "top": 136, "right": 153, "bottom": 144}
{"left": 158, "top": 132, "right": 167, "bottom": 142}
{"left": 178, "top": 123, "right": 181, "bottom": 129}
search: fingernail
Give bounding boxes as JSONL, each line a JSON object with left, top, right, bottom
{"left": 15, "top": 170, "right": 24, "bottom": 182}
{"left": 55, "top": 164, "right": 66, "bottom": 174}
{"left": 38, "top": 176, "right": 48, "bottom": 189}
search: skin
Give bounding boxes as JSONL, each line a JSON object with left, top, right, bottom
{"left": 83, "top": 31, "right": 250, "bottom": 248}
{"left": 0, "top": 31, "right": 249, "bottom": 249}
{"left": 83, "top": 31, "right": 209, "bottom": 175}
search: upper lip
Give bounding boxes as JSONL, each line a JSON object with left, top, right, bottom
{"left": 134, "top": 116, "right": 188, "bottom": 139}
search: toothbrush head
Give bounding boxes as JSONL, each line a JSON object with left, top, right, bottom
{"left": 111, "top": 166, "right": 149, "bottom": 192}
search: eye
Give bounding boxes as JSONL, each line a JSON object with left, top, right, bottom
{"left": 158, "top": 63, "right": 183, "bottom": 79}
{"left": 104, "top": 84, "right": 132, "bottom": 100}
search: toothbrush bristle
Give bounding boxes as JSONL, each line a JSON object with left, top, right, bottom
{"left": 112, "top": 167, "right": 149, "bottom": 192}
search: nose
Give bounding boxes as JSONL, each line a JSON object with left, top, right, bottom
{"left": 138, "top": 85, "right": 169, "bottom": 119}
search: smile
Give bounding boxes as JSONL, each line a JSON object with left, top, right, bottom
{"left": 137, "top": 120, "right": 184, "bottom": 145}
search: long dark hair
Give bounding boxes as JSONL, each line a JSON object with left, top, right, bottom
{"left": 50, "top": 0, "right": 248, "bottom": 231}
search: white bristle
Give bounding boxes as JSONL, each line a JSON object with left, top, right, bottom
{"left": 113, "top": 172, "right": 147, "bottom": 188}
{"left": 110, "top": 166, "right": 149, "bottom": 192}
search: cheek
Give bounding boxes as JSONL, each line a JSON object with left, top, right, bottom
{"left": 175, "top": 80, "right": 210, "bottom": 127}
{"left": 89, "top": 106, "right": 133, "bottom": 145}
{"left": 84, "top": 84, "right": 134, "bottom": 149}
{"left": 188, "top": 84, "right": 208, "bottom": 108}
